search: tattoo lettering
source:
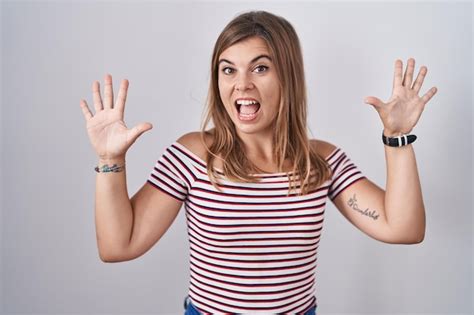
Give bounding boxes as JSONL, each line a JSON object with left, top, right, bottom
{"left": 347, "top": 194, "right": 379, "bottom": 220}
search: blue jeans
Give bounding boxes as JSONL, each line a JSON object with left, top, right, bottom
{"left": 183, "top": 296, "right": 317, "bottom": 314}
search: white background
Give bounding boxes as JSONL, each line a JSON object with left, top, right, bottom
{"left": 1, "top": 1, "right": 472, "bottom": 314}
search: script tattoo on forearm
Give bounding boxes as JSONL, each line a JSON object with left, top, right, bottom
{"left": 347, "top": 194, "right": 379, "bottom": 220}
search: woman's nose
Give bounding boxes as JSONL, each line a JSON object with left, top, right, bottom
{"left": 235, "top": 73, "right": 254, "bottom": 91}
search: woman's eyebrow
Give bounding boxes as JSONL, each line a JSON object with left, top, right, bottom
{"left": 218, "top": 54, "right": 272, "bottom": 66}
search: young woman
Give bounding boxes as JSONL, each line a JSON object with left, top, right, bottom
{"left": 80, "top": 10, "right": 437, "bottom": 315}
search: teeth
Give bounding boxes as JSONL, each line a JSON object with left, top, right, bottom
{"left": 236, "top": 99, "right": 258, "bottom": 106}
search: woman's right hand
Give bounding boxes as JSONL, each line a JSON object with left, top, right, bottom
{"left": 80, "top": 74, "right": 153, "bottom": 162}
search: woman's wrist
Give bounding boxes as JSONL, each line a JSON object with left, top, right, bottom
{"left": 98, "top": 156, "right": 126, "bottom": 165}
{"left": 382, "top": 129, "right": 417, "bottom": 147}
{"left": 383, "top": 129, "right": 404, "bottom": 137}
{"left": 95, "top": 157, "right": 126, "bottom": 173}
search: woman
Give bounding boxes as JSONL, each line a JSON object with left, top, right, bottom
{"left": 80, "top": 10, "right": 437, "bottom": 315}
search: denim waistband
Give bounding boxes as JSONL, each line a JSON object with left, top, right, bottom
{"left": 184, "top": 296, "right": 201, "bottom": 315}
{"left": 183, "top": 296, "right": 317, "bottom": 314}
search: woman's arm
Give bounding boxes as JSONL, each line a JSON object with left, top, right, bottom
{"left": 384, "top": 141, "right": 425, "bottom": 242}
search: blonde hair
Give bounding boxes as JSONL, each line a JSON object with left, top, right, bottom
{"left": 200, "top": 10, "right": 332, "bottom": 195}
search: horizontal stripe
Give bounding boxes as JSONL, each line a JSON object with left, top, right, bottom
{"left": 147, "top": 141, "right": 364, "bottom": 312}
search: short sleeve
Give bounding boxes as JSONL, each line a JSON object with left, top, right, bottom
{"left": 327, "top": 147, "right": 366, "bottom": 201}
{"left": 147, "top": 144, "right": 193, "bottom": 202}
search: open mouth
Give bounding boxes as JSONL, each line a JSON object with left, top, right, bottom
{"left": 234, "top": 100, "right": 261, "bottom": 115}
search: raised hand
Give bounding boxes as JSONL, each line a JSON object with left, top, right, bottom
{"left": 80, "top": 74, "right": 153, "bottom": 161}
{"left": 364, "top": 58, "right": 438, "bottom": 136}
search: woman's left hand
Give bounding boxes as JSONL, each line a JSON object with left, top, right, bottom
{"left": 364, "top": 58, "right": 438, "bottom": 137}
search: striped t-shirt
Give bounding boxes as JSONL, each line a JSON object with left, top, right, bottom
{"left": 147, "top": 141, "right": 366, "bottom": 314}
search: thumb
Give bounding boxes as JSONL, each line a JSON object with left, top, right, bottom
{"left": 364, "top": 96, "right": 384, "bottom": 109}
{"left": 128, "top": 122, "right": 153, "bottom": 143}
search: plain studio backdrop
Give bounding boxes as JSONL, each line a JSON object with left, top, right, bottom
{"left": 1, "top": 1, "right": 472, "bottom": 314}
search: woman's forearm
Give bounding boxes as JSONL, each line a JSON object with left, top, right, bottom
{"left": 384, "top": 143, "right": 426, "bottom": 242}
{"left": 95, "top": 157, "right": 133, "bottom": 261}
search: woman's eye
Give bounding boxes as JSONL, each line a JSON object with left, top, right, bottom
{"left": 221, "top": 66, "right": 268, "bottom": 75}
{"left": 254, "top": 65, "right": 268, "bottom": 73}
{"left": 222, "top": 67, "right": 234, "bottom": 75}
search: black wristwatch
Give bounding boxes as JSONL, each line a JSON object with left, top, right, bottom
{"left": 382, "top": 130, "right": 417, "bottom": 147}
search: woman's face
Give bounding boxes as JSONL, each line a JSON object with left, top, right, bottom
{"left": 217, "top": 36, "right": 281, "bottom": 137}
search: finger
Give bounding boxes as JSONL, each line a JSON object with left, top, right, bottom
{"left": 393, "top": 59, "right": 403, "bottom": 89}
{"left": 103, "top": 73, "right": 114, "bottom": 109}
{"left": 115, "top": 79, "right": 129, "bottom": 116}
{"left": 412, "top": 66, "right": 427, "bottom": 94}
{"left": 402, "top": 58, "right": 415, "bottom": 87}
{"left": 364, "top": 96, "right": 384, "bottom": 109}
{"left": 92, "top": 81, "right": 103, "bottom": 112}
{"left": 80, "top": 99, "right": 93, "bottom": 121}
{"left": 129, "top": 122, "right": 153, "bottom": 143}
{"left": 421, "top": 86, "right": 438, "bottom": 105}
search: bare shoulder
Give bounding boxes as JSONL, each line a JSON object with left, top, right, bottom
{"left": 310, "top": 139, "right": 337, "bottom": 159}
{"left": 176, "top": 135, "right": 337, "bottom": 161}
{"left": 176, "top": 130, "right": 214, "bottom": 161}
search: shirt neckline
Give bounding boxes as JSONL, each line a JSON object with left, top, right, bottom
{"left": 172, "top": 141, "right": 339, "bottom": 177}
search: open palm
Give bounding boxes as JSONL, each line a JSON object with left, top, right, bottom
{"left": 364, "top": 58, "right": 438, "bottom": 136}
{"left": 80, "top": 74, "right": 153, "bottom": 160}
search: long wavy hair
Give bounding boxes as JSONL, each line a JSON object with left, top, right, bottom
{"left": 200, "top": 10, "right": 332, "bottom": 196}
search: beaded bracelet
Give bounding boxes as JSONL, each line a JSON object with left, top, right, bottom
{"left": 94, "top": 163, "right": 126, "bottom": 173}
